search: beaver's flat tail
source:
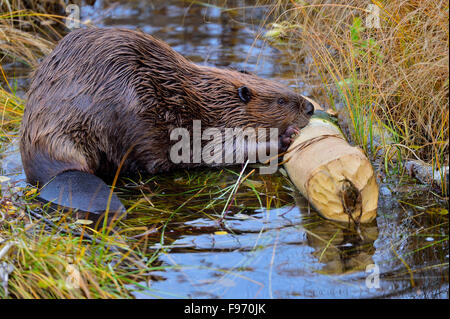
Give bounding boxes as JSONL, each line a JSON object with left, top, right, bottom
{"left": 38, "top": 170, "right": 126, "bottom": 221}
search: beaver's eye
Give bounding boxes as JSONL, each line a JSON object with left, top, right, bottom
{"left": 278, "top": 98, "right": 286, "bottom": 105}
{"left": 238, "top": 86, "right": 252, "bottom": 104}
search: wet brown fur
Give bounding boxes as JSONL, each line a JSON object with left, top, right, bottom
{"left": 20, "top": 27, "right": 313, "bottom": 185}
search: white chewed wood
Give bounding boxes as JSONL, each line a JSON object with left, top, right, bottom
{"left": 284, "top": 113, "right": 378, "bottom": 223}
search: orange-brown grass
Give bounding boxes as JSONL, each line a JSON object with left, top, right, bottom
{"left": 0, "top": 3, "right": 65, "bottom": 141}
{"left": 261, "top": 0, "right": 448, "bottom": 177}
{"left": 0, "top": 6, "right": 63, "bottom": 67}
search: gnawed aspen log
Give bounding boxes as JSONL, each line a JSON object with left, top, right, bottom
{"left": 283, "top": 105, "right": 378, "bottom": 223}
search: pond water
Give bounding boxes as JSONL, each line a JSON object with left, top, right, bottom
{"left": 1, "top": 0, "right": 448, "bottom": 299}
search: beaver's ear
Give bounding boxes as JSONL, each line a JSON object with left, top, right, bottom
{"left": 238, "top": 86, "right": 251, "bottom": 104}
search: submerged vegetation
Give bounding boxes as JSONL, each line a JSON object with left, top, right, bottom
{"left": 0, "top": 0, "right": 448, "bottom": 298}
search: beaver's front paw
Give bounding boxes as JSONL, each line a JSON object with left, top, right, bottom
{"left": 279, "top": 125, "right": 299, "bottom": 153}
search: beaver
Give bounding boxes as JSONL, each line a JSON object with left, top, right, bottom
{"left": 20, "top": 27, "right": 314, "bottom": 218}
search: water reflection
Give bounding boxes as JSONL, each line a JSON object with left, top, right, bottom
{"left": 124, "top": 200, "right": 380, "bottom": 298}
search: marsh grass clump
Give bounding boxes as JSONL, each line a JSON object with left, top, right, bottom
{"left": 262, "top": 0, "right": 449, "bottom": 186}
{"left": 0, "top": 1, "right": 65, "bottom": 67}
{"left": 0, "top": 182, "right": 162, "bottom": 299}
{"left": 0, "top": 2, "right": 66, "bottom": 142}
{"left": 0, "top": 8, "right": 56, "bottom": 65}
{"left": 1, "top": 0, "right": 65, "bottom": 14}
{"left": 0, "top": 83, "right": 24, "bottom": 141}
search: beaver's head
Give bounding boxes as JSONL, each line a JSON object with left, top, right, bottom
{"left": 235, "top": 71, "right": 314, "bottom": 131}
{"left": 180, "top": 67, "right": 314, "bottom": 168}
{"left": 196, "top": 67, "right": 314, "bottom": 133}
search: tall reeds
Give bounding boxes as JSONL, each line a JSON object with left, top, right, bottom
{"left": 262, "top": 0, "right": 448, "bottom": 177}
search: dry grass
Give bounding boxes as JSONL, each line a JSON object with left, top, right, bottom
{"left": 1, "top": 0, "right": 65, "bottom": 14}
{"left": 0, "top": 1, "right": 65, "bottom": 67}
{"left": 0, "top": 187, "right": 156, "bottom": 298}
{"left": 0, "top": 1, "right": 66, "bottom": 143}
{"left": 0, "top": 19, "right": 54, "bottom": 67}
{"left": 262, "top": 0, "right": 448, "bottom": 175}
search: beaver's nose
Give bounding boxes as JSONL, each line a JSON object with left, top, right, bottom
{"left": 304, "top": 101, "right": 315, "bottom": 116}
